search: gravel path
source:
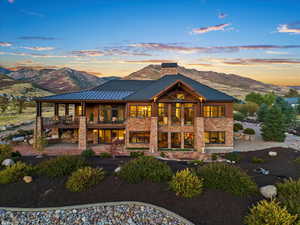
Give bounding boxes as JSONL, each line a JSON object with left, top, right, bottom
{"left": 0, "top": 202, "right": 193, "bottom": 225}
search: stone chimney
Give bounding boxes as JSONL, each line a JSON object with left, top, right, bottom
{"left": 160, "top": 63, "right": 178, "bottom": 76}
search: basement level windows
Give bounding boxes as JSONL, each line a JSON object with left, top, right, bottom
{"left": 203, "top": 105, "right": 225, "bottom": 117}
{"left": 204, "top": 131, "right": 225, "bottom": 144}
{"left": 129, "top": 105, "right": 151, "bottom": 118}
{"left": 129, "top": 131, "right": 150, "bottom": 144}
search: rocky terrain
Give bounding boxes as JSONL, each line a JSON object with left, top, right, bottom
{"left": 125, "top": 65, "right": 290, "bottom": 99}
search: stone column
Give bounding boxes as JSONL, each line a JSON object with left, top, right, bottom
{"left": 194, "top": 117, "right": 205, "bottom": 153}
{"left": 149, "top": 117, "right": 158, "bottom": 153}
{"left": 168, "top": 132, "right": 171, "bottom": 149}
{"left": 33, "top": 116, "right": 43, "bottom": 150}
{"left": 78, "top": 116, "right": 87, "bottom": 150}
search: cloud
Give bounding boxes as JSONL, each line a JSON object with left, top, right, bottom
{"left": 222, "top": 58, "right": 300, "bottom": 65}
{"left": 277, "top": 23, "right": 300, "bottom": 34}
{"left": 0, "top": 42, "right": 12, "bottom": 47}
{"left": 20, "top": 10, "right": 45, "bottom": 17}
{"left": 22, "top": 46, "right": 55, "bottom": 51}
{"left": 8, "top": 0, "right": 14, "bottom": 3}
{"left": 218, "top": 12, "right": 228, "bottom": 19}
{"left": 124, "top": 59, "right": 174, "bottom": 64}
{"left": 71, "top": 50, "right": 104, "bottom": 57}
{"left": 192, "top": 23, "right": 231, "bottom": 34}
{"left": 71, "top": 48, "right": 151, "bottom": 57}
{"left": 0, "top": 51, "right": 79, "bottom": 58}
{"left": 18, "top": 36, "right": 57, "bottom": 40}
{"left": 130, "top": 43, "right": 300, "bottom": 54}
{"left": 265, "top": 51, "right": 289, "bottom": 55}
{"left": 187, "top": 63, "right": 213, "bottom": 67}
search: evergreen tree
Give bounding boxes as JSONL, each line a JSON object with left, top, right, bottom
{"left": 275, "top": 97, "right": 296, "bottom": 130}
{"left": 261, "top": 105, "right": 286, "bottom": 142}
{"left": 257, "top": 103, "right": 268, "bottom": 122}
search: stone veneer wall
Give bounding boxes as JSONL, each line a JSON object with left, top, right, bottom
{"left": 78, "top": 116, "right": 87, "bottom": 150}
{"left": 33, "top": 116, "right": 43, "bottom": 150}
{"left": 194, "top": 117, "right": 205, "bottom": 152}
{"left": 149, "top": 117, "right": 158, "bottom": 152}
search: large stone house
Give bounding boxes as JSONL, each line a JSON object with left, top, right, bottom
{"left": 34, "top": 63, "right": 235, "bottom": 157}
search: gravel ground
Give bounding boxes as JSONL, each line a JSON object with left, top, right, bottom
{"left": 0, "top": 204, "right": 192, "bottom": 225}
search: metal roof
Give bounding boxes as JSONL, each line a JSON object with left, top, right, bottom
{"left": 284, "top": 97, "right": 300, "bottom": 105}
{"left": 37, "top": 74, "right": 235, "bottom": 102}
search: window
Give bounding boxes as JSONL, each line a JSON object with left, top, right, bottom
{"left": 99, "top": 129, "right": 125, "bottom": 143}
{"left": 204, "top": 105, "right": 225, "bottom": 117}
{"left": 99, "top": 105, "right": 125, "bottom": 122}
{"left": 129, "top": 105, "right": 151, "bottom": 118}
{"left": 184, "top": 103, "right": 194, "bottom": 125}
{"left": 204, "top": 131, "right": 225, "bottom": 144}
{"left": 176, "top": 93, "right": 185, "bottom": 100}
{"left": 129, "top": 131, "right": 150, "bottom": 144}
{"left": 158, "top": 103, "right": 168, "bottom": 126}
{"left": 171, "top": 103, "right": 181, "bottom": 125}
{"left": 158, "top": 132, "right": 168, "bottom": 148}
{"left": 171, "top": 132, "right": 181, "bottom": 148}
{"left": 184, "top": 132, "right": 194, "bottom": 148}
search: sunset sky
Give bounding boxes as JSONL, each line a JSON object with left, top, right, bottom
{"left": 0, "top": 0, "right": 300, "bottom": 85}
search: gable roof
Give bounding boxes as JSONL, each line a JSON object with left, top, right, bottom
{"left": 36, "top": 74, "right": 235, "bottom": 102}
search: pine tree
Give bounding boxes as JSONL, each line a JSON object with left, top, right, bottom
{"left": 261, "top": 105, "right": 286, "bottom": 142}
{"left": 257, "top": 103, "right": 268, "bottom": 122}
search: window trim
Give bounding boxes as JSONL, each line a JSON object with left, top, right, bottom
{"left": 203, "top": 105, "right": 226, "bottom": 118}
{"left": 129, "top": 105, "right": 151, "bottom": 118}
{"left": 204, "top": 131, "right": 226, "bottom": 144}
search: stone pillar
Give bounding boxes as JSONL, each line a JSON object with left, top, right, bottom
{"left": 93, "top": 130, "right": 98, "bottom": 144}
{"left": 194, "top": 117, "right": 205, "bottom": 153}
{"left": 33, "top": 116, "right": 43, "bottom": 150}
{"left": 168, "top": 132, "right": 171, "bottom": 149}
{"left": 149, "top": 117, "right": 158, "bottom": 153}
{"left": 51, "top": 128, "right": 59, "bottom": 139}
{"left": 181, "top": 132, "right": 185, "bottom": 149}
{"left": 78, "top": 116, "right": 87, "bottom": 150}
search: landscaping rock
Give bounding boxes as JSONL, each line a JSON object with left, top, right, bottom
{"left": 1, "top": 159, "right": 15, "bottom": 167}
{"left": 268, "top": 151, "right": 278, "bottom": 157}
{"left": 260, "top": 185, "right": 277, "bottom": 199}
{"left": 12, "top": 136, "right": 25, "bottom": 142}
{"left": 115, "top": 166, "right": 121, "bottom": 173}
{"left": 23, "top": 176, "right": 33, "bottom": 183}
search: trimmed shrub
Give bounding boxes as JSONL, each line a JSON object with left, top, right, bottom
{"left": 224, "top": 152, "right": 242, "bottom": 163}
{"left": 99, "top": 152, "right": 112, "bottom": 158}
{"left": 129, "top": 151, "right": 144, "bottom": 158}
{"left": 0, "top": 144, "right": 12, "bottom": 163}
{"left": 81, "top": 149, "right": 95, "bottom": 158}
{"left": 276, "top": 178, "right": 300, "bottom": 216}
{"left": 243, "top": 128, "right": 255, "bottom": 135}
{"left": 36, "top": 156, "right": 86, "bottom": 178}
{"left": 11, "top": 151, "right": 22, "bottom": 160}
{"left": 0, "top": 162, "right": 33, "bottom": 184}
{"left": 211, "top": 153, "right": 218, "bottom": 161}
{"left": 188, "top": 160, "right": 205, "bottom": 166}
{"left": 169, "top": 168, "right": 203, "bottom": 198}
{"left": 244, "top": 199, "right": 297, "bottom": 225}
{"left": 196, "top": 163, "right": 258, "bottom": 197}
{"left": 295, "top": 157, "right": 300, "bottom": 164}
{"left": 251, "top": 157, "right": 265, "bottom": 164}
{"left": 119, "top": 156, "right": 172, "bottom": 183}
{"left": 234, "top": 112, "right": 246, "bottom": 121}
{"left": 234, "top": 123, "right": 244, "bottom": 132}
{"left": 66, "top": 167, "right": 105, "bottom": 192}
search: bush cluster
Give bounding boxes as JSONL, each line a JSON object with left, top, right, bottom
{"left": 66, "top": 167, "right": 105, "bottom": 192}
{"left": 0, "top": 144, "right": 12, "bottom": 163}
{"left": 251, "top": 157, "right": 265, "bottom": 164}
{"left": 234, "top": 123, "right": 244, "bottom": 132}
{"left": 129, "top": 151, "right": 144, "bottom": 158}
{"left": 81, "top": 149, "right": 96, "bottom": 158}
{"left": 169, "top": 168, "right": 203, "bottom": 198}
{"left": 118, "top": 156, "right": 172, "bottom": 183}
{"left": 224, "top": 152, "right": 242, "bottom": 163}
{"left": 243, "top": 128, "right": 256, "bottom": 135}
{"left": 244, "top": 200, "right": 297, "bottom": 225}
{"left": 276, "top": 178, "right": 300, "bottom": 216}
{"left": 0, "top": 162, "right": 33, "bottom": 184}
{"left": 196, "top": 163, "right": 258, "bottom": 197}
{"left": 36, "top": 156, "right": 86, "bottom": 178}
{"left": 99, "top": 152, "right": 112, "bottom": 158}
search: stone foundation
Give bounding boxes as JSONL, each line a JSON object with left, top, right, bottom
{"left": 78, "top": 116, "right": 87, "bottom": 150}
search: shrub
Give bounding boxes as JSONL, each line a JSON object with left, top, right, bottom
{"left": 99, "top": 152, "right": 112, "bottom": 158}
{"left": 160, "top": 152, "right": 166, "bottom": 158}
{"left": 36, "top": 156, "right": 86, "bottom": 178}
{"left": 11, "top": 151, "right": 22, "bottom": 160}
{"left": 129, "top": 151, "right": 144, "bottom": 158}
{"left": 196, "top": 163, "right": 258, "bottom": 197}
{"left": 234, "top": 112, "right": 246, "bottom": 121}
{"left": 211, "top": 153, "right": 218, "bottom": 161}
{"left": 276, "top": 178, "right": 300, "bottom": 216}
{"left": 119, "top": 156, "right": 172, "bottom": 183}
{"left": 251, "top": 156, "right": 265, "bottom": 164}
{"left": 66, "top": 167, "right": 105, "bottom": 192}
{"left": 0, "top": 162, "right": 33, "bottom": 184}
{"left": 244, "top": 200, "right": 297, "bottom": 225}
{"left": 234, "top": 123, "right": 244, "bottom": 132}
{"left": 295, "top": 157, "right": 300, "bottom": 164}
{"left": 224, "top": 152, "right": 242, "bottom": 163}
{"left": 243, "top": 128, "right": 255, "bottom": 135}
{"left": 169, "top": 168, "right": 203, "bottom": 198}
{"left": 81, "top": 149, "right": 95, "bottom": 158}
{"left": 0, "top": 144, "right": 12, "bottom": 163}
{"left": 188, "top": 160, "right": 205, "bottom": 166}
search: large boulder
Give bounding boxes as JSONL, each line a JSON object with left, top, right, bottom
{"left": 23, "top": 176, "right": 32, "bottom": 183}
{"left": 1, "top": 159, "right": 15, "bottom": 167}
{"left": 268, "top": 151, "right": 278, "bottom": 157}
{"left": 260, "top": 185, "right": 277, "bottom": 199}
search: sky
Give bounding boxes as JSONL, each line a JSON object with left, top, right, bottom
{"left": 0, "top": 0, "right": 300, "bottom": 86}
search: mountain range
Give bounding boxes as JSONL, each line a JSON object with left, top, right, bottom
{"left": 0, "top": 65, "right": 291, "bottom": 99}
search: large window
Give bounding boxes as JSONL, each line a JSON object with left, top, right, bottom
{"left": 171, "top": 132, "right": 181, "bottom": 148}
{"left": 129, "top": 105, "right": 151, "bottom": 118}
{"left": 184, "top": 103, "right": 194, "bottom": 125}
{"left": 129, "top": 131, "right": 150, "bottom": 144}
{"left": 99, "top": 105, "right": 125, "bottom": 123}
{"left": 204, "top": 105, "right": 225, "bottom": 117}
{"left": 158, "top": 103, "right": 168, "bottom": 126}
{"left": 171, "top": 103, "right": 181, "bottom": 125}
{"left": 204, "top": 131, "right": 225, "bottom": 144}
{"left": 158, "top": 132, "right": 168, "bottom": 148}
{"left": 99, "top": 129, "right": 125, "bottom": 143}
{"left": 184, "top": 132, "right": 194, "bottom": 148}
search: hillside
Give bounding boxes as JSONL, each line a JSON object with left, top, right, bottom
{"left": 0, "top": 74, "right": 52, "bottom": 97}
{"left": 0, "top": 66, "right": 11, "bottom": 75}
{"left": 125, "top": 65, "right": 290, "bottom": 99}
{"left": 7, "top": 67, "right": 112, "bottom": 93}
